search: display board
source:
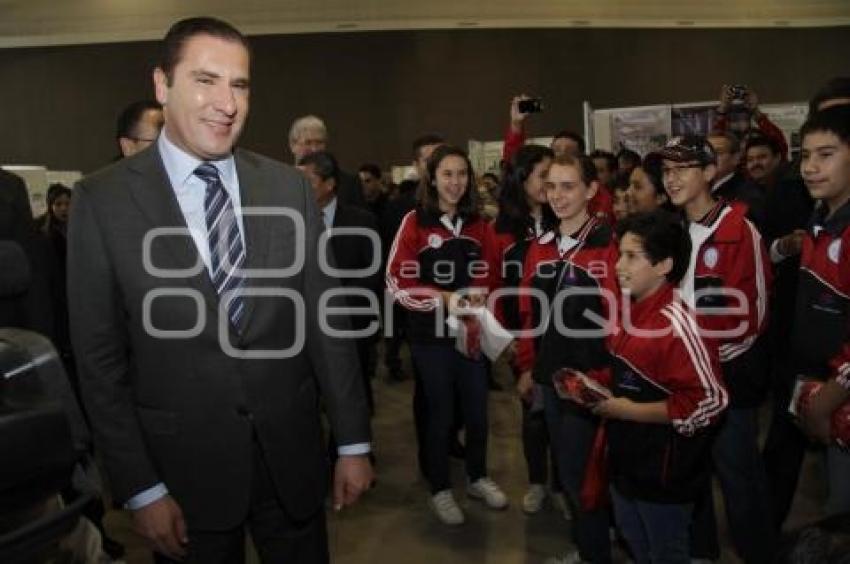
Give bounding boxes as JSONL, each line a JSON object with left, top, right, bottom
{"left": 584, "top": 100, "right": 809, "bottom": 160}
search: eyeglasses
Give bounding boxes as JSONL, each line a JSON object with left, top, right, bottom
{"left": 661, "top": 163, "right": 702, "bottom": 178}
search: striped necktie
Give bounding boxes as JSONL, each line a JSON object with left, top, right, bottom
{"left": 195, "top": 163, "right": 246, "bottom": 330}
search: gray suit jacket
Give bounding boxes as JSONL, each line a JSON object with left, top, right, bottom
{"left": 67, "top": 145, "right": 370, "bottom": 529}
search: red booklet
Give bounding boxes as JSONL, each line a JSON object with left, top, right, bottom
{"left": 553, "top": 368, "right": 612, "bottom": 408}
{"left": 789, "top": 380, "right": 850, "bottom": 449}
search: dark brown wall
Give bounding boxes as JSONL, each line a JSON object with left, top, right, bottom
{"left": 0, "top": 27, "right": 847, "bottom": 174}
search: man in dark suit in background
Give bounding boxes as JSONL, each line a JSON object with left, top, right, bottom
{"left": 68, "top": 17, "right": 372, "bottom": 563}
{"left": 298, "top": 151, "right": 382, "bottom": 416}
{"left": 116, "top": 100, "right": 164, "bottom": 159}
{"left": 0, "top": 168, "right": 54, "bottom": 336}
{"left": 287, "top": 115, "right": 366, "bottom": 209}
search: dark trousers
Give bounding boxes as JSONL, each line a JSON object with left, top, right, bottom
{"left": 762, "top": 362, "right": 808, "bottom": 529}
{"left": 410, "top": 344, "right": 488, "bottom": 493}
{"left": 692, "top": 408, "right": 776, "bottom": 564}
{"left": 521, "top": 399, "right": 560, "bottom": 490}
{"left": 543, "top": 386, "right": 612, "bottom": 563}
{"left": 383, "top": 303, "right": 407, "bottom": 376}
{"left": 611, "top": 487, "right": 692, "bottom": 564}
{"left": 155, "top": 439, "right": 328, "bottom": 564}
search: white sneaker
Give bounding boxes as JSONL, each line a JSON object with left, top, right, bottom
{"left": 544, "top": 550, "right": 584, "bottom": 564}
{"left": 430, "top": 490, "right": 464, "bottom": 525}
{"left": 467, "top": 477, "right": 508, "bottom": 509}
{"left": 551, "top": 491, "right": 573, "bottom": 520}
{"left": 522, "top": 484, "right": 546, "bottom": 514}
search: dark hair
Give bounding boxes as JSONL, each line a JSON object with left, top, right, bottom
{"left": 809, "top": 76, "right": 850, "bottom": 115}
{"left": 159, "top": 17, "right": 250, "bottom": 83}
{"left": 707, "top": 131, "right": 742, "bottom": 155}
{"left": 745, "top": 134, "right": 782, "bottom": 156}
{"left": 42, "top": 183, "right": 72, "bottom": 232}
{"left": 800, "top": 105, "right": 850, "bottom": 146}
{"left": 541, "top": 154, "right": 598, "bottom": 231}
{"left": 419, "top": 145, "right": 478, "bottom": 219}
{"left": 589, "top": 150, "right": 618, "bottom": 174}
{"left": 116, "top": 100, "right": 162, "bottom": 141}
{"left": 298, "top": 151, "right": 340, "bottom": 189}
{"left": 611, "top": 170, "right": 631, "bottom": 191}
{"left": 495, "top": 145, "right": 554, "bottom": 240}
{"left": 358, "top": 163, "right": 381, "bottom": 179}
{"left": 617, "top": 148, "right": 642, "bottom": 169}
{"left": 640, "top": 152, "right": 666, "bottom": 197}
{"left": 553, "top": 130, "right": 586, "bottom": 155}
{"left": 411, "top": 133, "right": 445, "bottom": 160}
{"left": 616, "top": 210, "right": 691, "bottom": 284}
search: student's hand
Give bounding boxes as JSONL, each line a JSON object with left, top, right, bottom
{"left": 777, "top": 229, "right": 806, "bottom": 257}
{"left": 132, "top": 496, "right": 188, "bottom": 560}
{"left": 333, "top": 455, "right": 374, "bottom": 511}
{"left": 592, "top": 397, "right": 636, "bottom": 420}
{"left": 801, "top": 410, "right": 832, "bottom": 445}
{"left": 516, "top": 370, "right": 534, "bottom": 403}
{"left": 510, "top": 95, "right": 531, "bottom": 131}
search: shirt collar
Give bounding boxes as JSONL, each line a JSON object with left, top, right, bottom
{"left": 711, "top": 172, "right": 735, "bottom": 193}
{"left": 810, "top": 199, "right": 850, "bottom": 237}
{"left": 157, "top": 129, "right": 236, "bottom": 191}
{"left": 693, "top": 199, "right": 726, "bottom": 228}
{"left": 322, "top": 196, "right": 338, "bottom": 228}
{"left": 625, "top": 283, "right": 676, "bottom": 325}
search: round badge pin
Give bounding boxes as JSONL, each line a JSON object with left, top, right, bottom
{"left": 428, "top": 233, "right": 443, "bottom": 249}
{"left": 703, "top": 247, "right": 719, "bottom": 269}
{"left": 829, "top": 239, "right": 842, "bottom": 264}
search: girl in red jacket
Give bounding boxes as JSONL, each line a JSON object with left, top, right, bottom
{"left": 515, "top": 154, "right": 619, "bottom": 563}
{"left": 386, "top": 145, "right": 506, "bottom": 526}
{"left": 492, "top": 144, "right": 561, "bottom": 515}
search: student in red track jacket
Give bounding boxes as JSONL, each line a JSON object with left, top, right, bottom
{"left": 385, "top": 145, "right": 507, "bottom": 526}
{"left": 794, "top": 106, "right": 850, "bottom": 516}
{"left": 660, "top": 135, "right": 775, "bottom": 563}
{"left": 492, "top": 144, "right": 558, "bottom": 515}
{"left": 594, "top": 210, "right": 728, "bottom": 563}
{"left": 515, "top": 155, "right": 619, "bottom": 563}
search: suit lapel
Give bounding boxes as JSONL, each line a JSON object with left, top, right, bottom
{"left": 234, "top": 149, "right": 271, "bottom": 332}
{"left": 126, "top": 146, "right": 220, "bottom": 311}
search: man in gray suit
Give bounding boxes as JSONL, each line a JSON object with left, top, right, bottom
{"left": 68, "top": 17, "right": 372, "bottom": 563}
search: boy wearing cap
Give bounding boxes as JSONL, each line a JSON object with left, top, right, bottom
{"left": 793, "top": 106, "right": 850, "bottom": 515}
{"left": 660, "top": 135, "right": 775, "bottom": 563}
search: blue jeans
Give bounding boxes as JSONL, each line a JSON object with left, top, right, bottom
{"left": 712, "top": 407, "right": 776, "bottom": 563}
{"left": 611, "top": 487, "right": 692, "bottom": 564}
{"left": 543, "top": 386, "right": 612, "bottom": 563}
{"left": 410, "top": 344, "right": 488, "bottom": 493}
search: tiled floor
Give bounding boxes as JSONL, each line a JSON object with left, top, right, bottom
{"left": 106, "top": 351, "right": 827, "bottom": 564}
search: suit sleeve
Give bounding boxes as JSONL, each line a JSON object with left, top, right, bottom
{"left": 661, "top": 303, "right": 728, "bottom": 436}
{"left": 385, "top": 211, "right": 442, "bottom": 312}
{"left": 301, "top": 177, "right": 371, "bottom": 447}
{"left": 67, "top": 182, "right": 160, "bottom": 504}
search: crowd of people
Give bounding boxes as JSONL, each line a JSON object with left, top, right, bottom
{"left": 2, "top": 15, "right": 850, "bottom": 564}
